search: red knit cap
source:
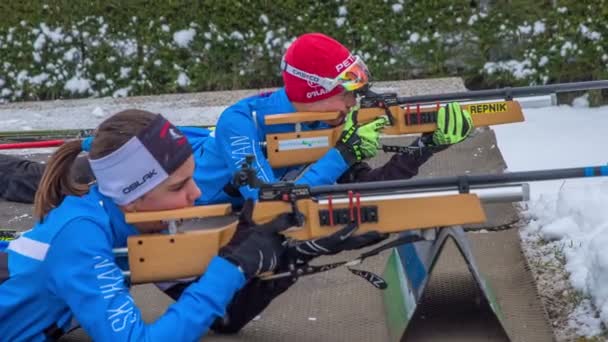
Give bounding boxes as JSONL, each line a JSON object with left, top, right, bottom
{"left": 282, "top": 33, "right": 354, "bottom": 103}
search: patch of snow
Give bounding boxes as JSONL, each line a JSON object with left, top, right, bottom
{"left": 572, "top": 94, "right": 589, "bottom": 108}
{"left": 119, "top": 67, "right": 132, "bottom": 79}
{"left": 567, "top": 299, "right": 603, "bottom": 337}
{"left": 338, "top": 6, "right": 348, "bottom": 16}
{"left": 392, "top": 4, "right": 403, "bottom": 13}
{"left": 533, "top": 21, "right": 545, "bottom": 35}
{"left": 483, "top": 59, "right": 535, "bottom": 79}
{"left": 112, "top": 39, "right": 137, "bottom": 58}
{"left": 40, "top": 23, "right": 64, "bottom": 43}
{"left": 518, "top": 24, "right": 532, "bottom": 35}
{"left": 30, "top": 73, "right": 49, "bottom": 85}
{"left": 579, "top": 24, "right": 602, "bottom": 41}
{"left": 259, "top": 14, "right": 269, "bottom": 25}
{"left": 112, "top": 86, "right": 132, "bottom": 98}
{"left": 560, "top": 41, "right": 576, "bottom": 57}
{"left": 173, "top": 29, "right": 196, "bottom": 48}
{"left": 468, "top": 14, "right": 478, "bottom": 26}
{"left": 335, "top": 18, "right": 346, "bottom": 27}
{"left": 408, "top": 32, "right": 420, "bottom": 43}
{"left": 33, "top": 34, "right": 46, "bottom": 50}
{"left": 176, "top": 72, "right": 190, "bottom": 87}
{"left": 64, "top": 76, "right": 92, "bottom": 94}
{"left": 495, "top": 104, "right": 608, "bottom": 339}
{"left": 92, "top": 106, "right": 106, "bottom": 118}
{"left": 63, "top": 47, "right": 79, "bottom": 62}
{"left": 229, "top": 31, "right": 244, "bottom": 40}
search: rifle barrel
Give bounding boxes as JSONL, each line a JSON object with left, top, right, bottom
{"left": 395, "top": 80, "right": 608, "bottom": 104}
{"left": 311, "top": 165, "right": 608, "bottom": 196}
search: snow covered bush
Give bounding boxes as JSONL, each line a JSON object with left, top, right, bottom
{"left": 0, "top": 0, "right": 607, "bottom": 103}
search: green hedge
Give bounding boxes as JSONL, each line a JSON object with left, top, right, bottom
{"left": 1, "top": 0, "right": 607, "bottom": 103}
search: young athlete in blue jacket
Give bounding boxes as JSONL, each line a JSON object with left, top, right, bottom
{"left": 0, "top": 110, "right": 295, "bottom": 341}
{"left": 0, "top": 33, "right": 472, "bottom": 335}
{"left": 181, "top": 32, "right": 473, "bottom": 206}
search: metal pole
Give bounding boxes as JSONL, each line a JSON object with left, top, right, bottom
{"left": 317, "top": 184, "right": 529, "bottom": 204}
{"left": 393, "top": 80, "right": 608, "bottom": 104}
{"left": 311, "top": 165, "right": 608, "bottom": 196}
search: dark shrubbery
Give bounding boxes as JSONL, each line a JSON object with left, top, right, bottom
{"left": 1, "top": 0, "right": 606, "bottom": 103}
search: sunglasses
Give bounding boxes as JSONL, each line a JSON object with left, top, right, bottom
{"left": 281, "top": 55, "right": 370, "bottom": 92}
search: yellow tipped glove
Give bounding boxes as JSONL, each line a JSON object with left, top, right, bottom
{"left": 336, "top": 108, "right": 389, "bottom": 165}
{"left": 431, "top": 102, "right": 473, "bottom": 145}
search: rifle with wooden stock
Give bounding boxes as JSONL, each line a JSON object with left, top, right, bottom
{"left": 114, "top": 159, "right": 608, "bottom": 285}
{"left": 263, "top": 80, "right": 608, "bottom": 168}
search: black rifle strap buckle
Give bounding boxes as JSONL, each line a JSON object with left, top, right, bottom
{"left": 284, "top": 192, "right": 305, "bottom": 227}
{"left": 457, "top": 176, "right": 470, "bottom": 194}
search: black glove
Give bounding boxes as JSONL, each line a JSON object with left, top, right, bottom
{"left": 220, "top": 199, "right": 257, "bottom": 255}
{"left": 219, "top": 201, "right": 296, "bottom": 279}
{"left": 287, "top": 221, "right": 388, "bottom": 264}
{"left": 414, "top": 133, "right": 450, "bottom": 153}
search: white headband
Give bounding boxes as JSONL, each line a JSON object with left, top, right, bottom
{"left": 88, "top": 114, "right": 192, "bottom": 205}
{"left": 89, "top": 136, "right": 169, "bottom": 205}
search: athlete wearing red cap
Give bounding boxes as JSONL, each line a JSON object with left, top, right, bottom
{"left": 185, "top": 32, "right": 472, "bottom": 205}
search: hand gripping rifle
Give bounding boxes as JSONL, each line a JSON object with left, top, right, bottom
{"left": 263, "top": 80, "right": 608, "bottom": 168}
{"left": 114, "top": 156, "right": 608, "bottom": 286}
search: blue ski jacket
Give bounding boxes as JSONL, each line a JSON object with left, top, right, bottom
{"left": 0, "top": 186, "right": 245, "bottom": 341}
{"left": 183, "top": 88, "right": 350, "bottom": 206}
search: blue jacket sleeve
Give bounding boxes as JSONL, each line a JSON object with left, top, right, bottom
{"left": 294, "top": 148, "right": 350, "bottom": 186}
{"left": 215, "top": 110, "right": 350, "bottom": 199}
{"left": 214, "top": 109, "right": 276, "bottom": 200}
{"left": 45, "top": 219, "right": 245, "bottom": 342}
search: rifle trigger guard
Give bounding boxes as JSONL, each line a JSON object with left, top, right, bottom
{"left": 285, "top": 192, "right": 304, "bottom": 227}
{"left": 375, "top": 98, "right": 396, "bottom": 126}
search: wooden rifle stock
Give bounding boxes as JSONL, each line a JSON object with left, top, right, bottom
{"left": 122, "top": 193, "right": 486, "bottom": 284}
{"left": 264, "top": 100, "right": 523, "bottom": 168}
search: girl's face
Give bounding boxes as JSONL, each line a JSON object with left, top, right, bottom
{"left": 124, "top": 156, "right": 201, "bottom": 233}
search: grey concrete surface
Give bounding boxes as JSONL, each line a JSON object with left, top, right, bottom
{"left": 0, "top": 78, "right": 553, "bottom": 341}
{"left": 0, "top": 78, "right": 466, "bottom": 131}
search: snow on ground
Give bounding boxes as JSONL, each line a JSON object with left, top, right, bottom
{"left": 0, "top": 101, "right": 225, "bottom": 131}
{"left": 493, "top": 102, "right": 608, "bottom": 339}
